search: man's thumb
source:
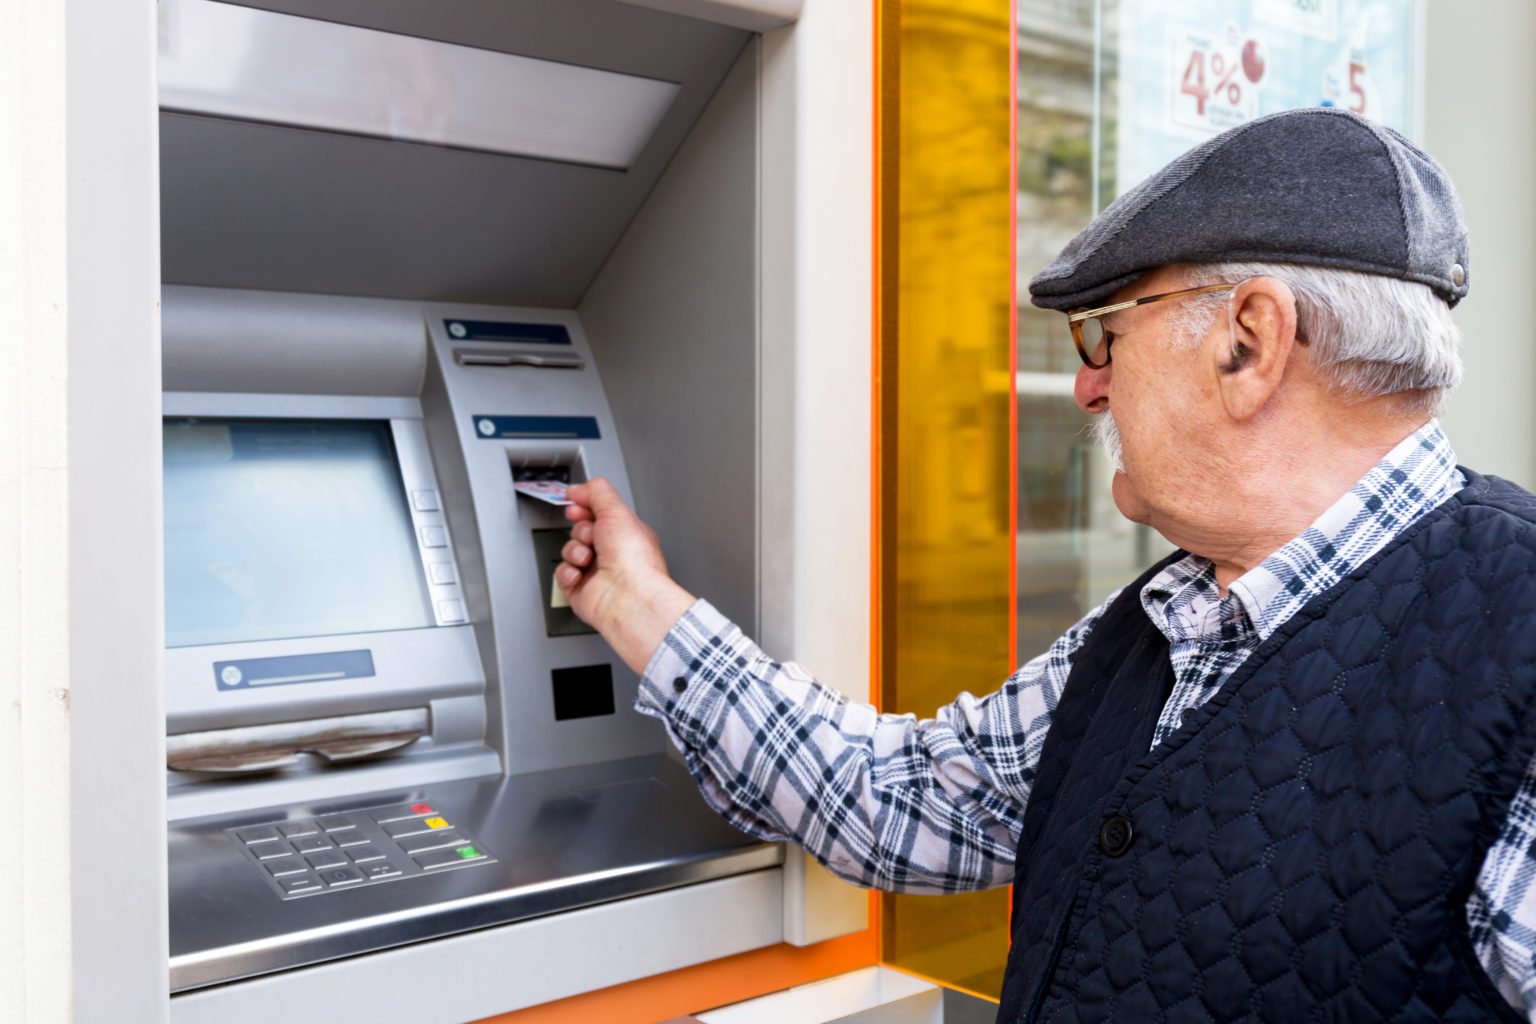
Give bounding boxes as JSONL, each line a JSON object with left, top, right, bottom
{"left": 584, "top": 477, "right": 629, "bottom": 518}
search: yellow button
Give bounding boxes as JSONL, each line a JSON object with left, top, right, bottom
{"left": 425, "top": 816, "right": 449, "bottom": 830}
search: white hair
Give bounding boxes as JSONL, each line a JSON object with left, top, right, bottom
{"left": 1164, "top": 262, "right": 1464, "bottom": 415}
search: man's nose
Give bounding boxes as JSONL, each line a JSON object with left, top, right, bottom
{"left": 1074, "top": 360, "right": 1110, "bottom": 413}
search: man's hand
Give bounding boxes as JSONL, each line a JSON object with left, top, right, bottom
{"left": 557, "top": 478, "right": 696, "bottom": 675}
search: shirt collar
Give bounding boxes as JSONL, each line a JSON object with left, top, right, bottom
{"left": 1142, "top": 419, "right": 1463, "bottom": 645}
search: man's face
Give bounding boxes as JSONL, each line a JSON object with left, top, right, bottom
{"left": 1073, "top": 267, "right": 1220, "bottom": 528}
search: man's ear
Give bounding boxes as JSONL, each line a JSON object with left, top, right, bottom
{"left": 1213, "top": 277, "right": 1299, "bottom": 422}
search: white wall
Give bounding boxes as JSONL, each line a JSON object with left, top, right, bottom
{"left": 1, "top": 1, "right": 74, "bottom": 1017}
{"left": 1424, "top": 0, "right": 1536, "bottom": 487}
{"left": 0, "top": 0, "right": 167, "bottom": 1020}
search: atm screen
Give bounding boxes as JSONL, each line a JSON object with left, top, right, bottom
{"left": 163, "top": 418, "right": 434, "bottom": 648}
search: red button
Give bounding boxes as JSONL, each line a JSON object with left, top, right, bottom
{"left": 411, "top": 803, "right": 434, "bottom": 814}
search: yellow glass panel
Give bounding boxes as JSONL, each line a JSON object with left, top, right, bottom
{"left": 877, "top": 0, "right": 1016, "bottom": 1001}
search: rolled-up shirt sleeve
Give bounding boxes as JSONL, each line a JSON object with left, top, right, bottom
{"left": 635, "top": 596, "right": 1113, "bottom": 894}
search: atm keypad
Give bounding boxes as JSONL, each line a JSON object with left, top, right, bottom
{"left": 228, "top": 799, "right": 494, "bottom": 899}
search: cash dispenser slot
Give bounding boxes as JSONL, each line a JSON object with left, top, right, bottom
{"left": 167, "top": 709, "right": 430, "bottom": 774}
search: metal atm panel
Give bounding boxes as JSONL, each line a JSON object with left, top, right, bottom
{"left": 162, "top": 299, "right": 779, "bottom": 994}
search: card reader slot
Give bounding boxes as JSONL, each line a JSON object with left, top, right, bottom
{"left": 507, "top": 445, "right": 588, "bottom": 480}
{"left": 167, "top": 709, "right": 429, "bottom": 774}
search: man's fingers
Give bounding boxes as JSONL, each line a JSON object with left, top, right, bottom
{"left": 565, "top": 503, "right": 593, "bottom": 523}
{"left": 562, "top": 540, "right": 592, "bottom": 568}
{"left": 555, "top": 563, "right": 582, "bottom": 590}
{"left": 571, "top": 521, "right": 594, "bottom": 546}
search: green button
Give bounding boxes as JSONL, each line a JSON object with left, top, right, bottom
{"left": 458, "top": 847, "right": 479, "bottom": 858}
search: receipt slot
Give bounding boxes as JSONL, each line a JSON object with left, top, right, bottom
{"left": 156, "top": 2, "right": 873, "bottom": 1020}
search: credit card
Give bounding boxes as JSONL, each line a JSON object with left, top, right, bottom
{"left": 514, "top": 479, "right": 572, "bottom": 506}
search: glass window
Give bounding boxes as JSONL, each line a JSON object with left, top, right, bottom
{"left": 1018, "top": 0, "right": 1167, "bottom": 660}
{"left": 1018, "top": 0, "right": 1421, "bottom": 658}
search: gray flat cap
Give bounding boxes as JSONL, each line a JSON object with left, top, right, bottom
{"left": 1028, "top": 108, "right": 1470, "bottom": 311}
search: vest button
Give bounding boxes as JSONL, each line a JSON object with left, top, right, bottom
{"left": 1099, "top": 815, "right": 1134, "bottom": 857}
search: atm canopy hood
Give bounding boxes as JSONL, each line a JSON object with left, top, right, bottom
{"left": 159, "top": 0, "right": 752, "bottom": 307}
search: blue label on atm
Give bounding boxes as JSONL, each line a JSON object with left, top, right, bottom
{"left": 474, "top": 415, "right": 601, "bottom": 440}
{"left": 215, "top": 650, "right": 376, "bottom": 691}
{"left": 444, "top": 320, "right": 571, "bottom": 345}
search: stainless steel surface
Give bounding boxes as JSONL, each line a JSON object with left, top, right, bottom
{"left": 577, "top": 42, "right": 759, "bottom": 641}
{"left": 168, "top": 754, "right": 782, "bottom": 992}
{"left": 160, "top": 2, "right": 751, "bottom": 309}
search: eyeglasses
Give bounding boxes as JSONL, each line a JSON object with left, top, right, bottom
{"left": 1067, "top": 283, "right": 1237, "bottom": 369}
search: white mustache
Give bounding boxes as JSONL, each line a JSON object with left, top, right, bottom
{"left": 1090, "top": 411, "right": 1124, "bottom": 473}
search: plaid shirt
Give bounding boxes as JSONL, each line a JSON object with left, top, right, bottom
{"left": 636, "top": 420, "right": 1536, "bottom": 1016}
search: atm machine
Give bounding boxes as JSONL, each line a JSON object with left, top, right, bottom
{"left": 156, "top": 1, "right": 870, "bottom": 1020}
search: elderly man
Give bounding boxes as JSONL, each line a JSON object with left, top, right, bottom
{"left": 555, "top": 108, "right": 1536, "bottom": 1022}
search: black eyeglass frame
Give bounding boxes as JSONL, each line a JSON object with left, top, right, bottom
{"left": 1066, "top": 283, "right": 1237, "bottom": 369}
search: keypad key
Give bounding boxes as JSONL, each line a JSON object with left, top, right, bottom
{"left": 264, "top": 856, "right": 308, "bottom": 877}
{"left": 332, "top": 830, "right": 371, "bottom": 848}
{"left": 413, "top": 845, "right": 487, "bottom": 870}
{"left": 319, "top": 866, "right": 364, "bottom": 888}
{"left": 383, "top": 818, "right": 444, "bottom": 839}
{"left": 348, "top": 845, "right": 387, "bottom": 864}
{"left": 236, "top": 826, "right": 282, "bottom": 845}
{"left": 314, "top": 814, "right": 357, "bottom": 833}
{"left": 306, "top": 850, "right": 349, "bottom": 870}
{"left": 291, "top": 835, "right": 335, "bottom": 855}
{"left": 369, "top": 802, "right": 436, "bottom": 824}
{"left": 279, "top": 820, "right": 320, "bottom": 839}
{"left": 279, "top": 874, "right": 323, "bottom": 895}
{"left": 252, "top": 840, "right": 294, "bottom": 861}
{"left": 362, "top": 862, "right": 402, "bottom": 880}
{"left": 398, "top": 830, "right": 465, "bottom": 855}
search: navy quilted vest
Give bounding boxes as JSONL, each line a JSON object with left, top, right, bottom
{"left": 996, "top": 471, "right": 1536, "bottom": 1023}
